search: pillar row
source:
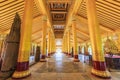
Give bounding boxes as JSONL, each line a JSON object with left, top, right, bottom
{"left": 86, "top": 0, "right": 111, "bottom": 78}
{"left": 50, "top": 33, "right": 52, "bottom": 55}
{"left": 67, "top": 29, "right": 71, "bottom": 56}
{"left": 40, "top": 16, "right": 47, "bottom": 62}
{"left": 62, "top": 37, "right": 65, "bottom": 53}
{"left": 12, "top": 0, "right": 33, "bottom": 78}
{"left": 72, "top": 20, "right": 79, "bottom": 62}
{"left": 66, "top": 33, "right": 68, "bottom": 55}
{"left": 47, "top": 28, "right": 51, "bottom": 58}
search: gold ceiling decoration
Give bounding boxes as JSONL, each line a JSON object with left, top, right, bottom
{"left": 47, "top": 0, "right": 72, "bottom": 38}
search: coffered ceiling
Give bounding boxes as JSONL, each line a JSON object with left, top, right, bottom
{"left": 47, "top": 0, "right": 72, "bottom": 38}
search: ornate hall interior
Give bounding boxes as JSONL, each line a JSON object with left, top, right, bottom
{"left": 0, "top": 0, "right": 120, "bottom": 80}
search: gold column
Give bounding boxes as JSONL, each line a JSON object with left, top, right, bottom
{"left": 86, "top": 0, "right": 111, "bottom": 78}
{"left": 63, "top": 38, "right": 65, "bottom": 53}
{"left": 68, "top": 29, "right": 71, "bottom": 56}
{"left": 63, "top": 36, "right": 65, "bottom": 53}
{"left": 64, "top": 34, "right": 67, "bottom": 54}
{"left": 12, "top": 0, "right": 33, "bottom": 78}
{"left": 62, "top": 38, "right": 64, "bottom": 53}
{"left": 72, "top": 20, "right": 79, "bottom": 62}
{"left": 62, "top": 39, "right": 64, "bottom": 53}
{"left": 51, "top": 35, "right": 53, "bottom": 54}
{"left": 62, "top": 37, "right": 65, "bottom": 53}
{"left": 40, "top": 16, "right": 47, "bottom": 62}
{"left": 54, "top": 37, "right": 56, "bottom": 53}
{"left": 0, "top": 38, "right": 4, "bottom": 57}
{"left": 50, "top": 33, "right": 52, "bottom": 55}
{"left": 64, "top": 36, "right": 66, "bottom": 54}
{"left": 65, "top": 33, "right": 68, "bottom": 55}
{"left": 70, "top": 40, "right": 73, "bottom": 56}
{"left": 51, "top": 35, "right": 54, "bottom": 54}
{"left": 47, "top": 28, "right": 51, "bottom": 57}
{"left": 64, "top": 37, "right": 66, "bottom": 54}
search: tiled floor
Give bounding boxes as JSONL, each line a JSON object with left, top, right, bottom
{"left": 8, "top": 52, "right": 120, "bottom": 80}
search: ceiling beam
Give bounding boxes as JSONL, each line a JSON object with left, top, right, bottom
{"left": 76, "top": 27, "right": 89, "bottom": 38}
{"left": 51, "top": 11, "right": 67, "bottom": 14}
{"left": 32, "top": 36, "right": 42, "bottom": 42}
{"left": 77, "top": 36, "right": 86, "bottom": 42}
{"left": 47, "top": 0, "right": 71, "bottom": 3}
{"left": 35, "top": 41, "right": 41, "bottom": 44}
{"left": 64, "top": 0, "right": 83, "bottom": 36}
{"left": 77, "top": 38, "right": 84, "bottom": 42}
{"left": 78, "top": 41, "right": 83, "bottom": 43}
{"left": 2, "top": 29, "right": 10, "bottom": 34}
{"left": 70, "top": 38, "right": 83, "bottom": 43}
{"left": 0, "top": 1, "right": 24, "bottom": 15}
{"left": 2, "top": 15, "right": 43, "bottom": 34}
{"left": 0, "top": 0, "right": 15, "bottom": 6}
{"left": 53, "top": 21, "right": 65, "bottom": 25}
{"left": 33, "top": 15, "right": 43, "bottom": 22}
{"left": 34, "top": 0, "right": 53, "bottom": 30}
{"left": 54, "top": 29, "right": 64, "bottom": 31}
{"left": 76, "top": 15, "right": 115, "bottom": 33}
{"left": 32, "top": 29, "right": 42, "bottom": 35}
{"left": 70, "top": 36, "right": 85, "bottom": 42}
{"left": 35, "top": 38, "right": 42, "bottom": 42}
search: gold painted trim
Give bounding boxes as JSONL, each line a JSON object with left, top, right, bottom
{"left": 40, "top": 59, "right": 47, "bottom": 62}
{"left": 73, "top": 59, "right": 79, "bottom": 62}
{"left": 12, "top": 70, "right": 30, "bottom": 78}
{"left": 91, "top": 68, "right": 111, "bottom": 78}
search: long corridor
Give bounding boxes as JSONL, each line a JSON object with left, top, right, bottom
{"left": 8, "top": 52, "right": 119, "bottom": 80}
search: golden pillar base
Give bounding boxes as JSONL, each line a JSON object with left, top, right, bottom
{"left": 12, "top": 61, "right": 30, "bottom": 79}
{"left": 12, "top": 70, "right": 31, "bottom": 79}
{"left": 68, "top": 53, "right": 71, "bottom": 56}
{"left": 91, "top": 68, "right": 111, "bottom": 79}
{"left": 73, "top": 55, "right": 79, "bottom": 62}
{"left": 47, "top": 53, "right": 51, "bottom": 58}
{"left": 73, "top": 59, "right": 79, "bottom": 62}
{"left": 0, "top": 59, "right": 2, "bottom": 70}
{"left": 67, "top": 53, "right": 71, "bottom": 57}
{"left": 51, "top": 52, "right": 53, "bottom": 55}
{"left": 40, "top": 59, "right": 47, "bottom": 62}
{"left": 65, "top": 52, "right": 68, "bottom": 55}
{"left": 40, "top": 55, "right": 46, "bottom": 62}
{"left": 47, "top": 56, "right": 51, "bottom": 58}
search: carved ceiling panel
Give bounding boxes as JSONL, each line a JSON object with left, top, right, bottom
{"left": 48, "top": 0, "right": 72, "bottom": 38}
